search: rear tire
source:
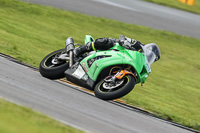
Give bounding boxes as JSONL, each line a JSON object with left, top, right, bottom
{"left": 94, "top": 75, "right": 135, "bottom": 100}
{"left": 39, "top": 49, "right": 69, "bottom": 79}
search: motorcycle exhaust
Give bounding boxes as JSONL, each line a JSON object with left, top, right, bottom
{"left": 65, "top": 37, "right": 75, "bottom": 67}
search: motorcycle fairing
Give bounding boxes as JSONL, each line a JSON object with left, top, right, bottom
{"left": 80, "top": 44, "right": 149, "bottom": 84}
{"left": 64, "top": 62, "right": 95, "bottom": 89}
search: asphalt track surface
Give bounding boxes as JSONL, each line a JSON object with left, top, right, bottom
{"left": 19, "top": 0, "right": 200, "bottom": 39}
{"left": 0, "top": 56, "right": 196, "bottom": 133}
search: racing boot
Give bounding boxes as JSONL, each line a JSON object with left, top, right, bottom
{"left": 74, "top": 42, "right": 93, "bottom": 58}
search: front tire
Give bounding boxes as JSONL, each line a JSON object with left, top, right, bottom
{"left": 39, "top": 49, "right": 69, "bottom": 79}
{"left": 94, "top": 75, "right": 135, "bottom": 100}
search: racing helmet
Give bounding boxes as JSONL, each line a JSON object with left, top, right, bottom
{"left": 143, "top": 43, "right": 161, "bottom": 66}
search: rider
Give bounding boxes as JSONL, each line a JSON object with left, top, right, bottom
{"left": 74, "top": 35, "right": 161, "bottom": 66}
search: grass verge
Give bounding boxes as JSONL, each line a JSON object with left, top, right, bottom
{"left": 0, "top": 0, "right": 199, "bottom": 131}
{"left": 144, "top": 0, "right": 200, "bottom": 14}
{"left": 0, "top": 99, "right": 84, "bottom": 133}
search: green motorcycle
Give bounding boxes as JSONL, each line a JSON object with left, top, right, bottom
{"left": 39, "top": 35, "right": 160, "bottom": 100}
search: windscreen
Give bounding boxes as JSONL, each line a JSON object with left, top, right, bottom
{"left": 142, "top": 45, "right": 156, "bottom": 66}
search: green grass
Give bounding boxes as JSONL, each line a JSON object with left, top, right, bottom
{"left": 0, "top": 0, "right": 200, "bottom": 131}
{"left": 0, "top": 99, "right": 84, "bottom": 133}
{"left": 144, "top": 0, "right": 200, "bottom": 14}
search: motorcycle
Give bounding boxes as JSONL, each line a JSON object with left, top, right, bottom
{"left": 39, "top": 35, "right": 154, "bottom": 100}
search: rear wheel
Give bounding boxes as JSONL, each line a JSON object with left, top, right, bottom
{"left": 94, "top": 75, "right": 135, "bottom": 100}
{"left": 39, "top": 49, "right": 69, "bottom": 79}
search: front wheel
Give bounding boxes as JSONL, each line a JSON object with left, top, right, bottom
{"left": 94, "top": 75, "right": 136, "bottom": 100}
{"left": 39, "top": 49, "right": 69, "bottom": 79}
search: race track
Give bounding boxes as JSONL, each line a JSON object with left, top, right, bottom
{"left": 19, "top": 0, "right": 200, "bottom": 38}
{"left": 0, "top": 56, "right": 195, "bottom": 133}
{"left": 1, "top": 0, "right": 199, "bottom": 133}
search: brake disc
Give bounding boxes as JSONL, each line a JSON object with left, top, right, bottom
{"left": 102, "top": 79, "right": 124, "bottom": 90}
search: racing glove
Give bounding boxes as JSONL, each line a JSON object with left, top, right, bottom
{"left": 119, "top": 35, "right": 144, "bottom": 51}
